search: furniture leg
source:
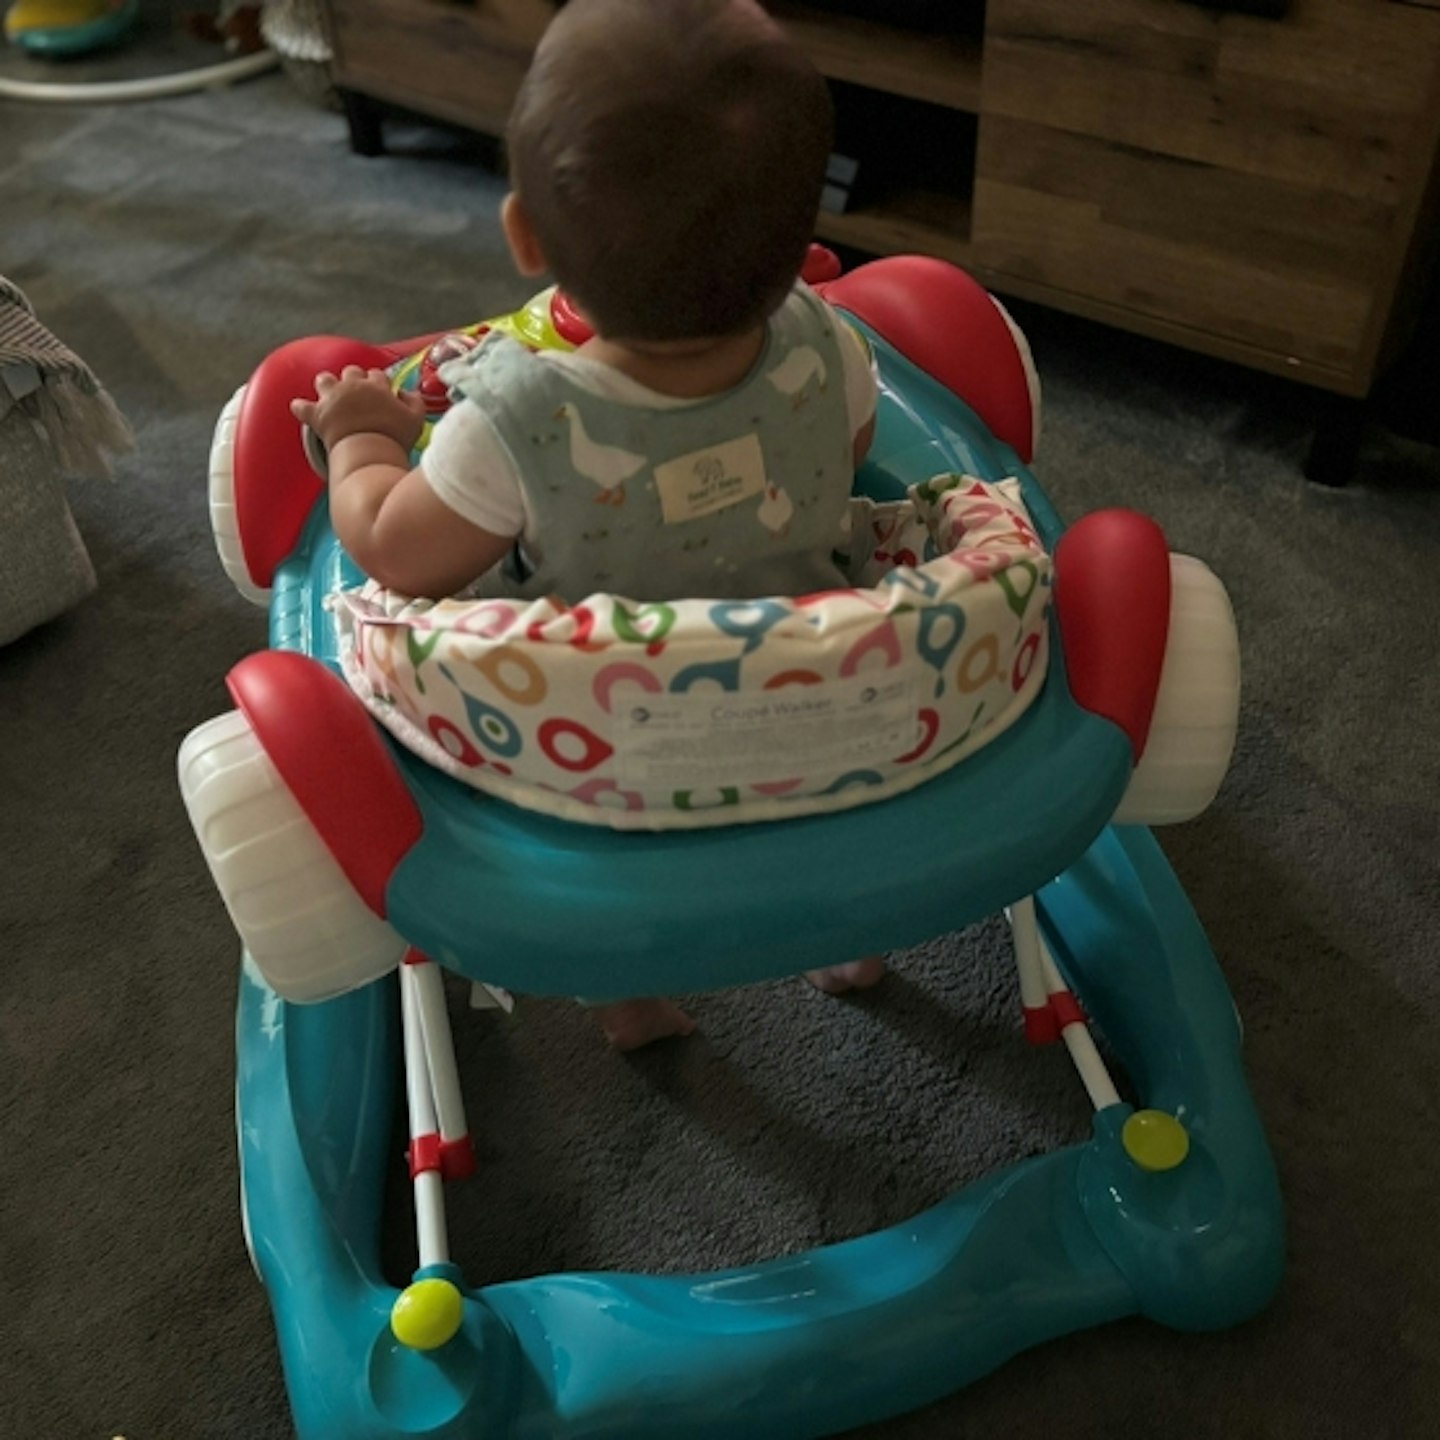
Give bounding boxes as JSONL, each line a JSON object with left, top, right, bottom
{"left": 340, "top": 89, "right": 385, "bottom": 157}
{"left": 1304, "top": 393, "right": 1367, "bottom": 488}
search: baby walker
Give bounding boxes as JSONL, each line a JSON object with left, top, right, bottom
{"left": 179, "top": 251, "right": 1283, "bottom": 1439}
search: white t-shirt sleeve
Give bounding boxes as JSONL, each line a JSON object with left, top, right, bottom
{"left": 835, "top": 310, "right": 879, "bottom": 438}
{"left": 419, "top": 401, "right": 527, "bottom": 537}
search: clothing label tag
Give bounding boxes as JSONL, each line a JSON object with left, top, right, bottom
{"left": 613, "top": 672, "right": 918, "bottom": 787}
{"left": 653, "top": 434, "right": 767, "bottom": 525}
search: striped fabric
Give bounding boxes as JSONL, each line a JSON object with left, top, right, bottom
{"left": 0, "top": 276, "right": 132, "bottom": 477}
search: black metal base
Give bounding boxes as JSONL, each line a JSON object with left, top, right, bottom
{"left": 340, "top": 90, "right": 385, "bottom": 158}
{"left": 1303, "top": 394, "right": 1367, "bottom": 488}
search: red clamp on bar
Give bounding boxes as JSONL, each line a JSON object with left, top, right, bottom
{"left": 408, "top": 1133, "right": 477, "bottom": 1182}
{"left": 1050, "top": 991, "right": 1087, "bottom": 1030}
{"left": 1024, "top": 1004, "right": 1061, "bottom": 1046}
{"left": 409, "top": 1133, "right": 442, "bottom": 1180}
{"left": 403, "top": 947, "right": 430, "bottom": 966}
{"left": 440, "top": 1136, "right": 477, "bottom": 1182}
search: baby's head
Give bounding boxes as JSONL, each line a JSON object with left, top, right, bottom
{"left": 505, "top": 0, "right": 833, "bottom": 343}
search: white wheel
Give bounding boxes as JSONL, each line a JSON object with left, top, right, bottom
{"left": 1113, "top": 555, "right": 1240, "bottom": 825}
{"left": 208, "top": 385, "right": 271, "bottom": 607}
{"left": 178, "top": 710, "right": 408, "bottom": 1001}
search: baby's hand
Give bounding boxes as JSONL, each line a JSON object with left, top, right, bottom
{"left": 290, "top": 366, "right": 426, "bottom": 452}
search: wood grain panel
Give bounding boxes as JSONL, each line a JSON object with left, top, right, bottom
{"left": 983, "top": 116, "right": 1387, "bottom": 284}
{"left": 982, "top": 0, "right": 1438, "bottom": 202}
{"left": 817, "top": 189, "right": 975, "bottom": 265}
{"left": 768, "top": 3, "right": 983, "bottom": 111}
{"left": 974, "top": 0, "right": 1440, "bottom": 384}
{"left": 328, "top": 0, "right": 553, "bottom": 134}
{"left": 973, "top": 166, "right": 1372, "bottom": 375}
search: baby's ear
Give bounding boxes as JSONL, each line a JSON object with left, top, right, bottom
{"left": 502, "top": 194, "right": 548, "bottom": 278}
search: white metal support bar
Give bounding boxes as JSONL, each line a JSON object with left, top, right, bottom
{"left": 1009, "top": 899, "right": 1123, "bottom": 1112}
{"left": 1039, "top": 935, "right": 1122, "bottom": 1111}
{"left": 1009, "top": 896, "right": 1054, "bottom": 1044}
{"left": 400, "top": 961, "right": 450, "bottom": 1270}
{"left": 410, "top": 959, "right": 470, "bottom": 1148}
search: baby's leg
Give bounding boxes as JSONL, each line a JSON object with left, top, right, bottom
{"left": 805, "top": 955, "right": 887, "bottom": 995}
{"left": 591, "top": 997, "right": 697, "bottom": 1051}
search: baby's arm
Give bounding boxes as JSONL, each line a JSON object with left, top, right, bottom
{"left": 291, "top": 366, "right": 512, "bottom": 597}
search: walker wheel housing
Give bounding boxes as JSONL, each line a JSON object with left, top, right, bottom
{"left": 1114, "top": 555, "right": 1241, "bottom": 824}
{"left": 820, "top": 253, "right": 1041, "bottom": 464}
{"left": 178, "top": 701, "right": 411, "bottom": 1004}
{"left": 1052, "top": 510, "right": 1240, "bottom": 826}
{"left": 221, "top": 335, "right": 429, "bottom": 597}
{"left": 208, "top": 385, "right": 270, "bottom": 606}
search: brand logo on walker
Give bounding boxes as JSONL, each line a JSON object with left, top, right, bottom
{"left": 654, "top": 434, "right": 767, "bottom": 524}
{"left": 614, "top": 675, "right": 917, "bottom": 787}
{"left": 710, "top": 692, "right": 852, "bottom": 723}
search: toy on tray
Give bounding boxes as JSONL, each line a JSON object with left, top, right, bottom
{"left": 178, "top": 252, "right": 1282, "bottom": 1440}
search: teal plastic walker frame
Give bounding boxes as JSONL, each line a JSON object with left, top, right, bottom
{"left": 209, "top": 264, "right": 1284, "bottom": 1439}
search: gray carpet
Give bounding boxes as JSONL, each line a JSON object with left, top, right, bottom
{"left": 3, "top": 60, "right": 1439, "bottom": 1440}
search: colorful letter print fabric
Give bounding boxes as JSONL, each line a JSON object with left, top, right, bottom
{"left": 332, "top": 477, "right": 1052, "bottom": 830}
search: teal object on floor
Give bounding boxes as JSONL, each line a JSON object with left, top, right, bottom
{"left": 233, "top": 294, "right": 1283, "bottom": 1439}
{"left": 3, "top": 0, "right": 138, "bottom": 55}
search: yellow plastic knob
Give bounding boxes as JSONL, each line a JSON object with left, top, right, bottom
{"left": 1122, "top": 1109, "right": 1191, "bottom": 1173}
{"left": 391, "top": 1278, "right": 464, "bottom": 1351}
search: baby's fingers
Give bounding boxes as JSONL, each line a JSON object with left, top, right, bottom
{"left": 314, "top": 370, "right": 338, "bottom": 395}
{"left": 341, "top": 364, "right": 368, "bottom": 383}
{"left": 290, "top": 398, "right": 318, "bottom": 425}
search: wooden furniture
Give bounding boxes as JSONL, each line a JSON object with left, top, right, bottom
{"left": 972, "top": 0, "right": 1440, "bottom": 484}
{"left": 323, "top": 0, "right": 1440, "bottom": 479}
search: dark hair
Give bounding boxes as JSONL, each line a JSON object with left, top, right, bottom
{"left": 506, "top": 0, "right": 833, "bottom": 341}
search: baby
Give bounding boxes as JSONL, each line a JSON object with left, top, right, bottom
{"left": 292, "top": 0, "right": 885, "bottom": 1048}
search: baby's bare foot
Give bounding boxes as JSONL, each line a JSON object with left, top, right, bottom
{"left": 594, "top": 998, "right": 698, "bottom": 1051}
{"left": 805, "top": 955, "right": 887, "bottom": 995}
